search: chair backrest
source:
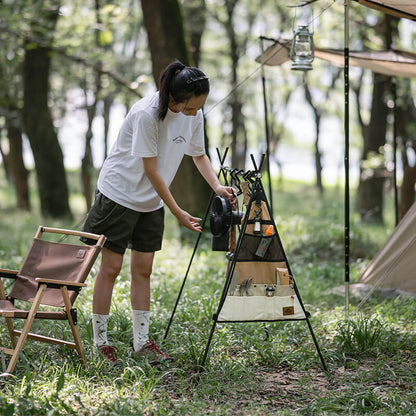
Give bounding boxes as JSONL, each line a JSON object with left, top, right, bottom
{"left": 9, "top": 237, "right": 102, "bottom": 307}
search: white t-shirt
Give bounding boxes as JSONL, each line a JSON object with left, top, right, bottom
{"left": 97, "top": 91, "right": 206, "bottom": 212}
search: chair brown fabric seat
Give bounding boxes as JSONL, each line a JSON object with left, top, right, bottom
{"left": 0, "top": 300, "right": 28, "bottom": 319}
{"left": 0, "top": 226, "right": 106, "bottom": 378}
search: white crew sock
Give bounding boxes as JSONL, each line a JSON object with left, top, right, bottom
{"left": 92, "top": 313, "right": 109, "bottom": 347}
{"left": 132, "top": 310, "right": 150, "bottom": 351}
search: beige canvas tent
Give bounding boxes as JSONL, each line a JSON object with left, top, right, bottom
{"left": 357, "top": 201, "right": 416, "bottom": 302}
{"left": 356, "top": 0, "right": 416, "bottom": 21}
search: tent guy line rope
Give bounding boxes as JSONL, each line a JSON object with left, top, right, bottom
{"left": 204, "top": 40, "right": 289, "bottom": 116}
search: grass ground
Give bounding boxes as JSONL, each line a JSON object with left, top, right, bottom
{"left": 1, "top": 170, "right": 415, "bottom": 415}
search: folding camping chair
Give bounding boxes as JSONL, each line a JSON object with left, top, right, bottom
{"left": 0, "top": 226, "right": 106, "bottom": 377}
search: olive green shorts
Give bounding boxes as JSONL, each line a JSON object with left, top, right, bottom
{"left": 81, "top": 190, "right": 164, "bottom": 255}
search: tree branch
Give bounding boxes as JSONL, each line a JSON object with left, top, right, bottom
{"left": 0, "top": 22, "right": 142, "bottom": 98}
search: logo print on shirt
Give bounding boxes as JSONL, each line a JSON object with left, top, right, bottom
{"left": 173, "top": 136, "right": 186, "bottom": 144}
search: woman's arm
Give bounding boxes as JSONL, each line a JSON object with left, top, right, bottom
{"left": 192, "top": 154, "right": 235, "bottom": 200}
{"left": 143, "top": 157, "right": 202, "bottom": 232}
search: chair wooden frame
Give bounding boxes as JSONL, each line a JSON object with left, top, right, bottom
{"left": 0, "top": 226, "right": 106, "bottom": 377}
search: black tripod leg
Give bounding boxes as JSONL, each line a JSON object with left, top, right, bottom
{"left": 163, "top": 191, "right": 215, "bottom": 342}
{"left": 305, "top": 315, "right": 328, "bottom": 372}
{"left": 163, "top": 231, "right": 202, "bottom": 342}
{"left": 164, "top": 148, "right": 230, "bottom": 342}
{"left": 198, "top": 315, "right": 219, "bottom": 373}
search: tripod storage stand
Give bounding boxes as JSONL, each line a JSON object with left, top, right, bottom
{"left": 164, "top": 152, "right": 327, "bottom": 373}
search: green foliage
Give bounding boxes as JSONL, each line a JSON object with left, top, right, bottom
{"left": 0, "top": 0, "right": 414, "bottom": 411}
{"left": 1, "top": 178, "right": 416, "bottom": 414}
{"left": 335, "top": 314, "right": 384, "bottom": 357}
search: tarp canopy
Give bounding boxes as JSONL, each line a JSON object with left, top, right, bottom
{"left": 257, "top": 39, "right": 416, "bottom": 78}
{"left": 358, "top": 201, "right": 416, "bottom": 294}
{"left": 314, "top": 48, "right": 416, "bottom": 78}
{"left": 356, "top": 0, "right": 416, "bottom": 21}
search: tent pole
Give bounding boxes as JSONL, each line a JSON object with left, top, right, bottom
{"left": 344, "top": 0, "right": 350, "bottom": 319}
{"left": 392, "top": 78, "right": 399, "bottom": 226}
{"left": 260, "top": 36, "right": 274, "bottom": 214}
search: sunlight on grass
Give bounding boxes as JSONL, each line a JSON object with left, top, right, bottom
{"left": 1, "top": 170, "right": 415, "bottom": 415}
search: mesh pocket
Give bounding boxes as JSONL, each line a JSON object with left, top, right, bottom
{"left": 237, "top": 234, "right": 285, "bottom": 262}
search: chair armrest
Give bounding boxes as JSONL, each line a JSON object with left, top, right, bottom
{"left": 0, "top": 269, "right": 19, "bottom": 279}
{"left": 38, "top": 226, "right": 106, "bottom": 244}
{"left": 35, "top": 278, "right": 87, "bottom": 288}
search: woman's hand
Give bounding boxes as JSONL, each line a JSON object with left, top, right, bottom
{"left": 192, "top": 155, "right": 237, "bottom": 205}
{"left": 175, "top": 208, "right": 202, "bottom": 232}
{"left": 215, "top": 185, "right": 237, "bottom": 205}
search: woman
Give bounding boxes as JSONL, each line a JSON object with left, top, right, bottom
{"left": 81, "top": 60, "right": 234, "bottom": 364}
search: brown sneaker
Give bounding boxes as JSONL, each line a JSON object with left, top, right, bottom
{"left": 98, "top": 345, "right": 120, "bottom": 364}
{"left": 133, "top": 340, "right": 174, "bottom": 364}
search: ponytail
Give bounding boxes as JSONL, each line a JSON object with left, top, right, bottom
{"left": 158, "top": 60, "right": 209, "bottom": 121}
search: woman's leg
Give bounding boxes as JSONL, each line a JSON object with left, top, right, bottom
{"left": 93, "top": 247, "right": 124, "bottom": 314}
{"left": 130, "top": 250, "right": 154, "bottom": 311}
{"left": 130, "top": 250, "right": 158, "bottom": 354}
{"left": 92, "top": 248, "right": 123, "bottom": 353}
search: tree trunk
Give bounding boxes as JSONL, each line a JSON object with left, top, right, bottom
{"left": 103, "top": 93, "right": 114, "bottom": 160}
{"left": 141, "top": 0, "right": 189, "bottom": 83}
{"left": 224, "top": 0, "right": 245, "bottom": 170}
{"left": 314, "top": 119, "right": 323, "bottom": 193}
{"left": 7, "top": 118, "right": 30, "bottom": 210}
{"left": 80, "top": 0, "right": 101, "bottom": 213}
{"left": 304, "top": 82, "right": 323, "bottom": 193}
{"left": 22, "top": 3, "right": 72, "bottom": 219}
{"left": 230, "top": 99, "right": 245, "bottom": 169}
{"left": 140, "top": 0, "right": 211, "bottom": 221}
{"left": 399, "top": 165, "right": 416, "bottom": 220}
{"left": 355, "top": 15, "right": 398, "bottom": 223}
{"left": 81, "top": 90, "right": 95, "bottom": 212}
{"left": 355, "top": 73, "right": 390, "bottom": 222}
{"left": 182, "top": 0, "right": 206, "bottom": 66}
{"left": 395, "top": 79, "right": 416, "bottom": 220}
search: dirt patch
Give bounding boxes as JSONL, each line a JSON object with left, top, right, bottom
{"left": 248, "top": 365, "right": 331, "bottom": 410}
